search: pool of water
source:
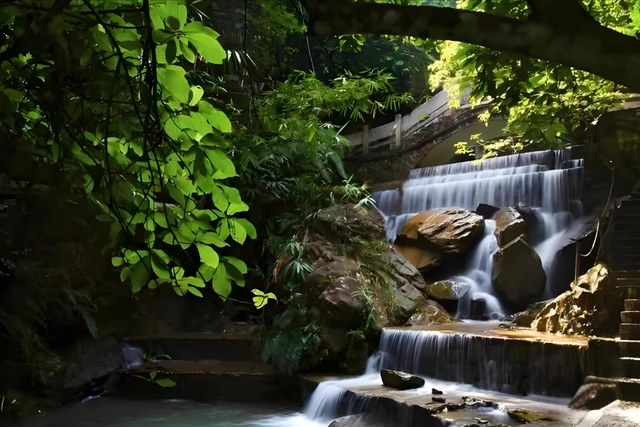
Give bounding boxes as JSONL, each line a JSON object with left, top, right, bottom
{"left": 18, "top": 398, "right": 323, "bottom": 427}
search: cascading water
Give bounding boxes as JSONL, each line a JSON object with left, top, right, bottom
{"left": 373, "top": 149, "right": 586, "bottom": 315}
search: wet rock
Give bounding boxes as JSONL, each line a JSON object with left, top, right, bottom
{"left": 532, "top": 264, "right": 619, "bottom": 335}
{"left": 394, "top": 284, "right": 429, "bottom": 314}
{"left": 475, "top": 203, "right": 500, "bottom": 219}
{"left": 408, "top": 300, "right": 457, "bottom": 326}
{"left": 508, "top": 409, "right": 552, "bottom": 423}
{"left": 393, "top": 243, "right": 442, "bottom": 273}
{"left": 425, "top": 280, "right": 470, "bottom": 301}
{"left": 382, "top": 247, "right": 428, "bottom": 291}
{"left": 398, "top": 209, "right": 485, "bottom": 255}
{"left": 329, "top": 414, "right": 381, "bottom": 427}
{"left": 380, "top": 369, "right": 425, "bottom": 390}
{"left": 469, "top": 299, "right": 487, "bottom": 321}
{"left": 569, "top": 383, "right": 617, "bottom": 410}
{"left": 303, "top": 256, "right": 360, "bottom": 296}
{"left": 316, "top": 203, "right": 386, "bottom": 241}
{"left": 319, "top": 277, "right": 365, "bottom": 327}
{"left": 432, "top": 396, "right": 446, "bottom": 403}
{"left": 432, "top": 388, "right": 443, "bottom": 394}
{"left": 511, "top": 300, "right": 552, "bottom": 327}
{"left": 516, "top": 207, "right": 541, "bottom": 243}
{"left": 492, "top": 207, "right": 527, "bottom": 246}
{"left": 492, "top": 236, "right": 546, "bottom": 307}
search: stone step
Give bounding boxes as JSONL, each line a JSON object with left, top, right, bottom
{"left": 125, "top": 329, "right": 256, "bottom": 362}
{"left": 118, "top": 360, "right": 291, "bottom": 401}
{"left": 617, "top": 207, "right": 640, "bottom": 216}
{"left": 612, "top": 255, "right": 640, "bottom": 264}
{"left": 620, "top": 323, "right": 640, "bottom": 340}
{"left": 610, "top": 263, "right": 640, "bottom": 271}
{"left": 622, "top": 311, "right": 640, "bottom": 324}
{"left": 617, "top": 277, "right": 640, "bottom": 286}
{"left": 622, "top": 199, "right": 640, "bottom": 208}
{"left": 626, "top": 300, "right": 640, "bottom": 311}
{"left": 584, "top": 376, "right": 640, "bottom": 402}
{"left": 615, "top": 270, "right": 640, "bottom": 279}
{"left": 619, "top": 340, "right": 640, "bottom": 358}
{"left": 621, "top": 357, "right": 640, "bottom": 378}
{"left": 611, "top": 244, "right": 640, "bottom": 254}
{"left": 609, "top": 231, "right": 640, "bottom": 241}
{"left": 614, "top": 222, "right": 640, "bottom": 231}
{"left": 613, "top": 214, "right": 640, "bottom": 223}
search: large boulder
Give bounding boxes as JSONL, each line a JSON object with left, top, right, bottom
{"left": 424, "top": 280, "right": 470, "bottom": 301}
{"left": 493, "top": 207, "right": 527, "bottom": 246}
{"left": 492, "top": 236, "right": 546, "bottom": 307}
{"left": 569, "top": 383, "right": 617, "bottom": 410}
{"left": 382, "top": 248, "right": 428, "bottom": 292}
{"left": 408, "top": 300, "right": 458, "bottom": 326}
{"left": 394, "top": 284, "right": 429, "bottom": 314}
{"left": 531, "top": 264, "right": 619, "bottom": 335}
{"left": 316, "top": 203, "right": 386, "bottom": 241}
{"left": 392, "top": 244, "right": 441, "bottom": 273}
{"left": 397, "top": 209, "right": 485, "bottom": 255}
{"left": 380, "top": 369, "right": 425, "bottom": 390}
{"left": 319, "top": 276, "right": 366, "bottom": 328}
{"left": 475, "top": 203, "right": 500, "bottom": 219}
{"left": 303, "top": 256, "right": 360, "bottom": 296}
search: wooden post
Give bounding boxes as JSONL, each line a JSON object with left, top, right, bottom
{"left": 362, "top": 125, "right": 369, "bottom": 154}
{"left": 474, "top": 144, "right": 484, "bottom": 160}
{"left": 394, "top": 114, "right": 402, "bottom": 149}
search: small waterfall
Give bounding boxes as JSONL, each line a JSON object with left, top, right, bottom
{"left": 375, "top": 328, "right": 584, "bottom": 397}
{"left": 453, "top": 221, "right": 504, "bottom": 319}
{"left": 373, "top": 148, "right": 586, "bottom": 314}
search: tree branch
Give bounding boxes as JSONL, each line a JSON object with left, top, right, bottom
{"left": 304, "top": 0, "right": 640, "bottom": 92}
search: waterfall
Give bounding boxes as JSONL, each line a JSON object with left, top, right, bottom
{"left": 373, "top": 148, "right": 586, "bottom": 314}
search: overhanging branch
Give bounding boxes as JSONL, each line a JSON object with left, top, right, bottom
{"left": 304, "top": 0, "right": 640, "bottom": 92}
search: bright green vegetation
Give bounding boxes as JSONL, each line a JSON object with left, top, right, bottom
{"left": 1, "top": 0, "right": 640, "bottom": 397}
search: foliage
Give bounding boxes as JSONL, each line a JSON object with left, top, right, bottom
{"left": 0, "top": 1, "right": 257, "bottom": 302}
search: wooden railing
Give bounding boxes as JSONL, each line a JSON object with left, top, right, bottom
{"left": 344, "top": 89, "right": 473, "bottom": 155}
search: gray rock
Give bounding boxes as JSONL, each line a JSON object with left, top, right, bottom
{"left": 493, "top": 207, "right": 527, "bottom": 246}
{"left": 425, "top": 280, "right": 470, "bottom": 301}
{"left": 492, "top": 236, "right": 546, "bottom": 307}
{"left": 569, "top": 383, "right": 617, "bottom": 410}
{"left": 380, "top": 369, "right": 425, "bottom": 390}
{"left": 398, "top": 209, "right": 485, "bottom": 255}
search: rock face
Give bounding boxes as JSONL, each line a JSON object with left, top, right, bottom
{"left": 493, "top": 207, "right": 527, "bottom": 246}
{"left": 380, "top": 369, "right": 425, "bottom": 390}
{"left": 475, "top": 203, "right": 500, "bottom": 219}
{"left": 424, "top": 280, "right": 470, "bottom": 301}
{"left": 569, "top": 383, "right": 617, "bottom": 410}
{"left": 392, "top": 244, "right": 441, "bottom": 273}
{"left": 531, "top": 264, "right": 619, "bottom": 335}
{"left": 408, "top": 300, "right": 458, "bottom": 326}
{"left": 303, "top": 256, "right": 360, "bottom": 297}
{"left": 398, "top": 209, "right": 484, "bottom": 255}
{"left": 319, "top": 277, "right": 366, "bottom": 327}
{"left": 492, "top": 236, "right": 546, "bottom": 307}
{"left": 316, "top": 203, "right": 386, "bottom": 241}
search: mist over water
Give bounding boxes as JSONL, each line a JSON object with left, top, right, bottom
{"left": 372, "top": 149, "right": 587, "bottom": 317}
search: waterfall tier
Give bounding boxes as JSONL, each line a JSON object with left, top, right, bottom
{"left": 373, "top": 148, "right": 587, "bottom": 318}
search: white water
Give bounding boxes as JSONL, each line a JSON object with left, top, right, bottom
{"left": 372, "top": 149, "right": 587, "bottom": 317}
{"left": 263, "top": 325, "right": 575, "bottom": 426}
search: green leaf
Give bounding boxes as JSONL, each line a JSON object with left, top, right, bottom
{"left": 112, "top": 257, "right": 124, "bottom": 267}
{"left": 181, "top": 276, "right": 206, "bottom": 288}
{"left": 120, "top": 267, "right": 131, "bottom": 282}
{"left": 224, "top": 257, "right": 247, "bottom": 274}
{"left": 189, "top": 86, "right": 204, "bottom": 107}
{"left": 91, "top": 25, "right": 113, "bottom": 52}
{"left": 165, "top": 38, "right": 177, "bottom": 63}
{"left": 172, "top": 175, "right": 196, "bottom": 195}
{"left": 151, "top": 256, "right": 171, "bottom": 279}
{"left": 171, "top": 266, "right": 185, "bottom": 280}
{"left": 229, "top": 218, "right": 247, "bottom": 244}
{"left": 167, "top": 15, "right": 181, "bottom": 31}
{"left": 131, "top": 259, "right": 151, "bottom": 293}
{"left": 234, "top": 218, "right": 257, "bottom": 239}
{"left": 212, "top": 264, "right": 232, "bottom": 299}
{"left": 197, "top": 232, "right": 229, "bottom": 248}
{"left": 204, "top": 148, "right": 237, "bottom": 179}
{"left": 150, "top": 372, "right": 157, "bottom": 380}
{"left": 198, "top": 101, "right": 232, "bottom": 133}
{"left": 187, "top": 286, "right": 203, "bottom": 298}
{"left": 155, "top": 378, "right": 176, "bottom": 388}
{"left": 252, "top": 289, "right": 277, "bottom": 309}
{"left": 158, "top": 65, "right": 190, "bottom": 104}
{"left": 196, "top": 243, "right": 219, "bottom": 268}
{"left": 183, "top": 31, "right": 226, "bottom": 64}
